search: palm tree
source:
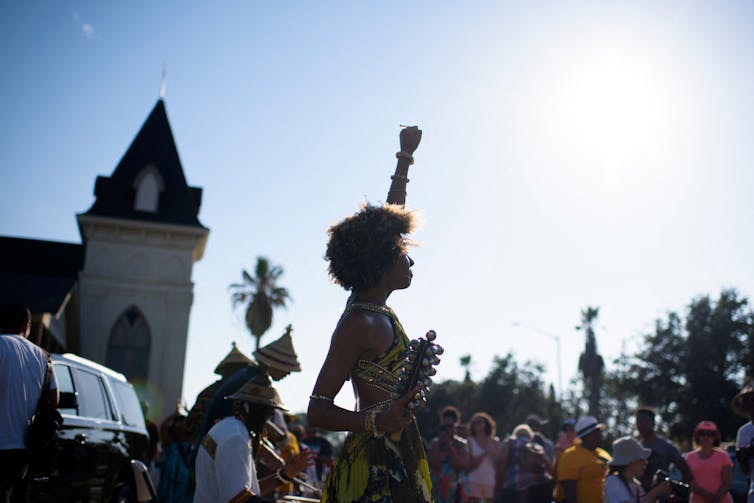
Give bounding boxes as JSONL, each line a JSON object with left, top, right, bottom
{"left": 459, "top": 354, "right": 472, "bottom": 382}
{"left": 577, "top": 306, "right": 604, "bottom": 417}
{"left": 230, "top": 256, "right": 291, "bottom": 349}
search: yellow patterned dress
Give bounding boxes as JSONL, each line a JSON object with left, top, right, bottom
{"left": 321, "top": 302, "right": 433, "bottom": 503}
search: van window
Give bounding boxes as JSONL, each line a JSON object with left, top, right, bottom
{"left": 75, "top": 369, "right": 114, "bottom": 420}
{"left": 111, "top": 380, "right": 146, "bottom": 429}
{"left": 53, "top": 364, "right": 77, "bottom": 415}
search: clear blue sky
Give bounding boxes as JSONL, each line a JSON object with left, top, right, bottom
{"left": 3, "top": 1, "right": 754, "bottom": 418}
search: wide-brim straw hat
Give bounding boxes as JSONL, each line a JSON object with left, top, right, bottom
{"left": 732, "top": 383, "right": 754, "bottom": 417}
{"left": 575, "top": 416, "right": 606, "bottom": 438}
{"left": 214, "top": 342, "right": 254, "bottom": 375}
{"left": 609, "top": 436, "right": 652, "bottom": 467}
{"left": 227, "top": 381, "right": 288, "bottom": 411}
{"left": 253, "top": 325, "right": 301, "bottom": 373}
{"left": 512, "top": 424, "right": 534, "bottom": 439}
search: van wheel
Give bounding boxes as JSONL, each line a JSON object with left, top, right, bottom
{"left": 110, "top": 482, "right": 136, "bottom": 503}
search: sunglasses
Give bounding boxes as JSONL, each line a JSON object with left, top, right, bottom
{"left": 741, "top": 395, "right": 754, "bottom": 403}
{"left": 697, "top": 431, "right": 716, "bottom": 437}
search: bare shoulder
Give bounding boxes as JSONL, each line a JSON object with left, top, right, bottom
{"left": 332, "top": 309, "right": 382, "bottom": 347}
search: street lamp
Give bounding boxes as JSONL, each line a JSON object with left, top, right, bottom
{"left": 510, "top": 321, "right": 563, "bottom": 399}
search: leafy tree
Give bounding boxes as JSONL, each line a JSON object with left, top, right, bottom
{"left": 623, "top": 289, "right": 754, "bottom": 441}
{"left": 229, "top": 256, "right": 291, "bottom": 349}
{"left": 602, "top": 347, "right": 639, "bottom": 438}
{"left": 578, "top": 306, "right": 604, "bottom": 417}
{"left": 418, "top": 352, "right": 560, "bottom": 442}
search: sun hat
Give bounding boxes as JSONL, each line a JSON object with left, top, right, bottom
{"left": 253, "top": 324, "right": 301, "bottom": 373}
{"left": 574, "top": 416, "right": 606, "bottom": 438}
{"left": 732, "top": 382, "right": 754, "bottom": 417}
{"left": 227, "top": 381, "right": 287, "bottom": 411}
{"left": 512, "top": 424, "right": 534, "bottom": 439}
{"left": 609, "top": 436, "right": 652, "bottom": 467}
{"left": 214, "top": 342, "right": 254, "bottom": 375}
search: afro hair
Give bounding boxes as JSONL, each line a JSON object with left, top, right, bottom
{"left": 325, "top": 203, "right": 417, "bottom": 291}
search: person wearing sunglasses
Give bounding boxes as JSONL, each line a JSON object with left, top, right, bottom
{"left": 684, "top": 421, "right": 733, "bottom": 503}
{"left": 733, "top": 383, "right": 754, "bottom": 503}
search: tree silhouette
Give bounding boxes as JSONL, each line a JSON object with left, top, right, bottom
{"left": 577, "top": 306, "right": 604, "bottom": 418}
{"left": 229, "top": 256, "right": 291, "bottom": 349}
{"left": 459, "top": 354, "right": 472, "bottom": 382}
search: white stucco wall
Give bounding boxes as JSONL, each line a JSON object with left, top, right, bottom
{"left": 77, "top": 215, "right": 207, "bottom": 421}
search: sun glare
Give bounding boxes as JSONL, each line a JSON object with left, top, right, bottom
{"left": 556, "top": 49, "right": 671, "bottom": 166}
{"left": 558, "top": 39, "right": 688, "bottom": 175}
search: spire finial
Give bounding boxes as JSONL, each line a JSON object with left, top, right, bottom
{"left": 159, "top": 63, "right": 167, "bottom": 99}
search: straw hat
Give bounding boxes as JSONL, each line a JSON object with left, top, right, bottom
{"left": 227, "top": 381, "right": 287, "bottom": 411}
{"left": 214, "top": 342, "right": 254, "bottom": 375}
{"left": 732, "top": 382, "right": 754, "bottom": 417}
{"left": 575, "top": 416, "right": 606, "bottom": 438}
{"left": 253, "top": 324, "right": 301, "bottom": 373}
{"left": 512, "top": 424, "right": 534, "bottom": 439}
{"left": 609, "top": 437, "right": 652, "bottom": 467}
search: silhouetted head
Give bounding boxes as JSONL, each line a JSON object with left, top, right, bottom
{"left": 635, "top": 407, "right": 656, "bottom": 437}
{"left": 326, "top": 203, "right": 417, "bottom": 292}
{"left": 0, "top": 303, "right": 31, "bottom": 337}
{"left": 440, "top": 405, "right": 462, "bottom": 427}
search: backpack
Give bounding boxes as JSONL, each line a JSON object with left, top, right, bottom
{"left": 516, "top": 440, "right": 547, "bottom": 473}
{"left": 27, "top": 353, "right": 63, "bottom": 453}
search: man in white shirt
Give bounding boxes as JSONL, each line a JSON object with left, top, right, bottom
{"left": 733, "top": 383, "right": 754, "bottom": 503}
{"left": 0, "top": 303, "right": 59, "bottom": 502}
{"left": 193, "top": 378, "right": 314, "bottom": 503}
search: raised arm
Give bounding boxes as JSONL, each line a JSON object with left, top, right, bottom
{"left": 386, "top": 126, "right": 422, "bottom": 206}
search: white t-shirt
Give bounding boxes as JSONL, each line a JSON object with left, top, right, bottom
{"left": 193, "top": 416, "right": 260, "bottom": 503}
{"left": 604, "top": 473, "right": 645, "bottom": 503}
{"left": 0, "top": 334, "right": 58, "bottom": 450}
{"left": 736, "top": 421, "right": 754, "bottom": 502}
{"left": 467, "top": 436, "right": 496, "bottom": 486}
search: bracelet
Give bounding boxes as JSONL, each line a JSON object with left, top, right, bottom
{"left": 391, "top": 174, "right": 409, "bottom": 183}
{"left": 275, "top": 468, "right": 293, "bottom": 484}
{"left": 365, "top": 410, "right": 373, "bottom": 434}
{"left": 369, "top": 409, "right": 384, "bottom": 438}
{"left": 309, "top": 394, "right": 333, "bottom": 402}
{"left": 396, "top": 151, "right": 414, "bottom": 165}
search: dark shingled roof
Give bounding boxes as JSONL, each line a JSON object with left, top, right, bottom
{"left": 81, "top": 99, "right": 206, "bottom": 228}
{"left": 0, "top": 236, "right": 84, "bottom": 315}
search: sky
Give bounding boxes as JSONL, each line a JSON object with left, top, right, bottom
{"left": 3, "top": 1, "right": 754, "bottom": 418}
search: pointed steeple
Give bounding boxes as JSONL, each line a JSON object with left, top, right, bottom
{"left": 81, "top": 99, "right": 206, "bottom": 228}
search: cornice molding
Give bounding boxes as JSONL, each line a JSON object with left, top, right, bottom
{"left": 76, "top": 213, "right": 208, "bottom": 261}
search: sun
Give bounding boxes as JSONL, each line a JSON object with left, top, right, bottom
{"left": 554, "top": 48, "right": 672, "bottom": 166}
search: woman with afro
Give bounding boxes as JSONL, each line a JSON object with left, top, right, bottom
{"left": 308, "top": 127, "right": 433, "bottom": 502}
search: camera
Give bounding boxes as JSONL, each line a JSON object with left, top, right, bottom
{"left": 653, "top": 469, "right": 690, "bottom": 500}
{"left": 736, "top": 442, "right": 754, "bottom": 473}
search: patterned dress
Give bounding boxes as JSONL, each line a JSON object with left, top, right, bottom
{"left": 321, "top": 302, "right": 433, "bottom": 503}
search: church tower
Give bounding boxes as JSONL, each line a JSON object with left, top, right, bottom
{"left": 76, "top": 100, "right": 209, "bottom": 417}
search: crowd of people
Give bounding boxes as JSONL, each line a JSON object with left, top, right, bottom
{"left": 421, "top": 396, "right": 754, "bottom": 503}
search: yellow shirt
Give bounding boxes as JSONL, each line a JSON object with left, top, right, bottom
{"left": 554, "top": 444, "right": 611, "bottom": 503}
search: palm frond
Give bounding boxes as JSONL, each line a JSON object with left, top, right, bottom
{"left": 242, "top": 269, "right": 256, "bottom": 285}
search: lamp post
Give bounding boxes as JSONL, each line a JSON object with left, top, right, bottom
{"left": 510, "top": 321, "right": 563, "bottom": 400}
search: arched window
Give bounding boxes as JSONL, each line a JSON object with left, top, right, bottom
{"left": 106, "top": 306, "right": 150, "bottom": 382}
{"left": 133, "top": 165, "right": 164, "bottom": 213}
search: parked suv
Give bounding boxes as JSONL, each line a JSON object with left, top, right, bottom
{"left": 28, "top": 353, "right": 153, "bottom": 502}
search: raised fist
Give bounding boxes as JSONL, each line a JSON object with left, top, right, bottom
{"left": 399, "top": 126, "right": 422, "bottom": 154}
